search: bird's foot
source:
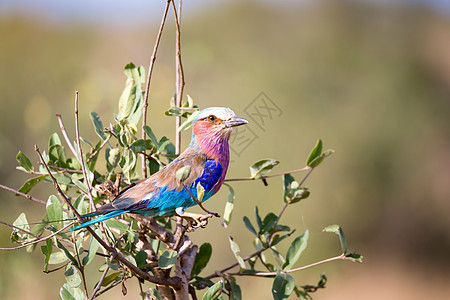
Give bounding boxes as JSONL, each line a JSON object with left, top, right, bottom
{"left": 177, "top": 211, "right": 217, "bottom": 232}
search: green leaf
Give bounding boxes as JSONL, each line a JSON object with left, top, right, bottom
{"left": 18, "top": 175, "right": 46, "bottom": 194}
{"left": 65, "top": 264, "right": 82, "bottom": 288}
{"left": 178, "top": 110, "right": 200, "bottom": 131}
{"left": 60, "top": 283, "right": 86, "bottom": 300}
{"left": 101, "top": 272, "right": 123, "bottom": 287}
{"left": 130, "top": 139, "right": 147, "bottom": 153}
{"left": 40, "top": 239, "right": 53, "bottom": 272}
{"left": 306, "top": 139, "right": 322, "bottom": 166}
{"left": 227, "top": 276, "right": 242, "bottom": 300}
{"left": 82, "top": 229, "right": 101, "bottom": 266}
{"left": 196, "top": 182, "right": 205, "bottom": 203}
{"left": 16, "top": 151, "right": 34, "bottom": 172}
{"left": 105, "top": 219, "right": 130, "bottom": 233}
{"left": 282, "top": 230, "right": 309, "bottom": 270}
{"left": 143, "top": 125, "right": 160, "bottom": 149}
{"left": 243, "top": 216, "right": 258, "bottom": 236}
{"left": 221, "top": 184, "right": 235, "bottom": 227}
{"left": 165, "top": 106, "right": 183, "bottom": 117}
{"left": 283, "top": 174, "right": 310, "bottom": 204}
{"left": 192, "top": 243, "right": 212, "bottom": 277}
{"left": 306, "top": 139, "right": 335, "bottom": 168}
{"left": 249, "top": 158, "right": 279, "bottom": 179}
{"left": 48, "top": 251, "right": 69, "bottom": 265}
{"left": 345, "top": 253, "right": 363, "bottom": 263}
{"left": 176, "top": 165, "right": 191, "bottom": 183}
{"left": 49, "top": 133, "right": 62, "bottom": 147}
{"left": 46, "top": 195, "right": 63, "bottom": 228}
{"left": 106, "top": 148, "right": 121, "bottom": 172}
{"left": 202, "top": 280, "right": 223, "bottom": 300}
{"left": 56, "top": 240, "right": 79, "bottom": 269}
{"left": 158, "top": 249, "right": 178, "bottom": 269}
{"left": 272, "top": 270, "right": 295, "bottom": 300}
{"left": 135, "top": 250, "right": 148, "bottom": 268}
{"left": 261, "top": 212, "right": 278, "bottom": 234}
{"left": 90, "top": 112, "right": 106, "bottom": 140}
{"left": 323, "top": 225, "right": 347, "bottom": 254}
{"left": 11, "top": 213, "right": 31, "bottom": 243}
{"left": 255, "top": 206, "right": 263, "bottom": 231}
{"left": 229, "top": 236, "right": 246, "bottom": 269}
{"left": 49, "top": 144, "right": 67, "bottom": 167}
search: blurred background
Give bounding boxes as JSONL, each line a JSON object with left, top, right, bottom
{"left": 1, "top": 0, "right": 450, "bottom": 299}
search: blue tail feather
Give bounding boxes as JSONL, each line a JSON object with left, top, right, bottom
{"left": 69, "top": 210, "right": 128, "bottom": 231}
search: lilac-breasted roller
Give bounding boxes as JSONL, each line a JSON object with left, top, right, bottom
{"left": 70, "top": 107, "right": 248, "bottom": 231}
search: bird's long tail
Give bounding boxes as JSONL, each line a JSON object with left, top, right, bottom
{"left": 69, "top": 210, "right": 127, "bottom": 232}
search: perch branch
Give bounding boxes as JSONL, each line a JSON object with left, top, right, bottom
{"left": 36, "top": 145, "right": 181, "bottom": 288}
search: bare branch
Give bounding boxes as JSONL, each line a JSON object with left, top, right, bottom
{"left": 0, "top": 183, "right": 46, "bottom": 206}
{"left": 141, "top": 0, "right": 171, "bottom": 178}
{"left": 86, "top": 132, "right": 112, "bottom": 163}
{"left": 0, "top": 220, "right": 39, "bottom": 238}
{"left": 171, "top": 0, "right": 185, "bottom": 155}
{"left": 224, "top": 166, "right": 311, "bottom": 182}
{"left": 227, "top": 254, "right": 347, "bottom": 278}
{"left": 56, "top": 113, "right": 78, "bottom": 158}
{"left": 0, "top": 221, "right": 75, "bottom": 251}
{"left": 74, "top": 91, "right": 96, "bottom": 211}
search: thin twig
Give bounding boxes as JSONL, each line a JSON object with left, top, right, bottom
{"left": 74, "top": 91, "right": 96, "bottom": 212}
{"left": 86, "top": 133, "right": 112, "bottom": 163}
{"left": 224, "top": 166, "right": 311, "bottom": 182}
{"left": 0, "top": 221, "right": 75, "bottom": 251}
{"left": 73, "top": 237, "right": 90, "bottom": 298}
{"left": 0, "top": 183, "right": 46, "bottom": 206}
{"left": 0, "top": 220, "right": 39, "bottom": 238}
{"left": 204, "top": 248, "right": 265, "bottom": 280}
{"left": 56, "top": 113, "right": 78, "bottom": 158}
{"left": 141, "top": 0, "right": 171, "bottom": 178}
{"left": 228, "top": 254, "right": 347, "bottom": 278}
{"left": 89, "top": 255, "right": 114, "bottom": 300}
{"left": 171, "top": 0, "right": 185, "bottom": 155}
{"left": 181, "top": 183, "right": 219, "bottom": 217}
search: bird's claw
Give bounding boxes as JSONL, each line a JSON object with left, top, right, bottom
{"left": 177, "top": 212, "right": 217, "bottom": 232}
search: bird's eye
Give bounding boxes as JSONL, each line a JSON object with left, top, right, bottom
{"left": 207, "top": 115, "right": 216, "bottom": 122}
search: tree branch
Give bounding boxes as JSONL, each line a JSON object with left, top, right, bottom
{"left": 56, "top": 113, "right": 78, "bottom": 158}
{"left": 171, "top": 0, "right": 185, "bottom": 155}
{"left": 0, "top": 221, "right": 75, "bottom": 251}
{"left": 74, "top": 91, "right": 96, "bottom": 211}
{"left": 224, "top": 166, "right": 311, "bottom": 182}
{"left": 0, "top": 183, "right": 46, "bottom": 206}
{"left": 141, "top": 0, "right": 171, "bottom": 178}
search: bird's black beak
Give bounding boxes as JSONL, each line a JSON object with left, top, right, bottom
{"left": 224, "top": 116, "right": 249, "bottom": 128}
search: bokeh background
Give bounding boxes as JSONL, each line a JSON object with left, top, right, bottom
{"left": 1, "top": 0, "right": 450, "bottom": 299}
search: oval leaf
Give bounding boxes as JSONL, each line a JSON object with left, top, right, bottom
{"left": 158, "top": 250, "right": 178, "bottom": 269}
{"left": 272, "top": 270, "right": 295, "bottom": 300}
{"left": 282, "top": 230, "right": 309, "bottom": 270}
{"left": 202, "top": 280, "right": 223, "bottom": 300}
{"left": 192, "top": 243, "right": 212, "bottom": 277}
{"left": 249, "top": 158, "right": 279, "bottom": 179}
{"left": 16, "top": 151, "right": 34, "bottom": 172}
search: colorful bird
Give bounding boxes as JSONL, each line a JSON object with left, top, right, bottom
{"left": 70, "top": 107, "right": 248, "bottom": 231}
